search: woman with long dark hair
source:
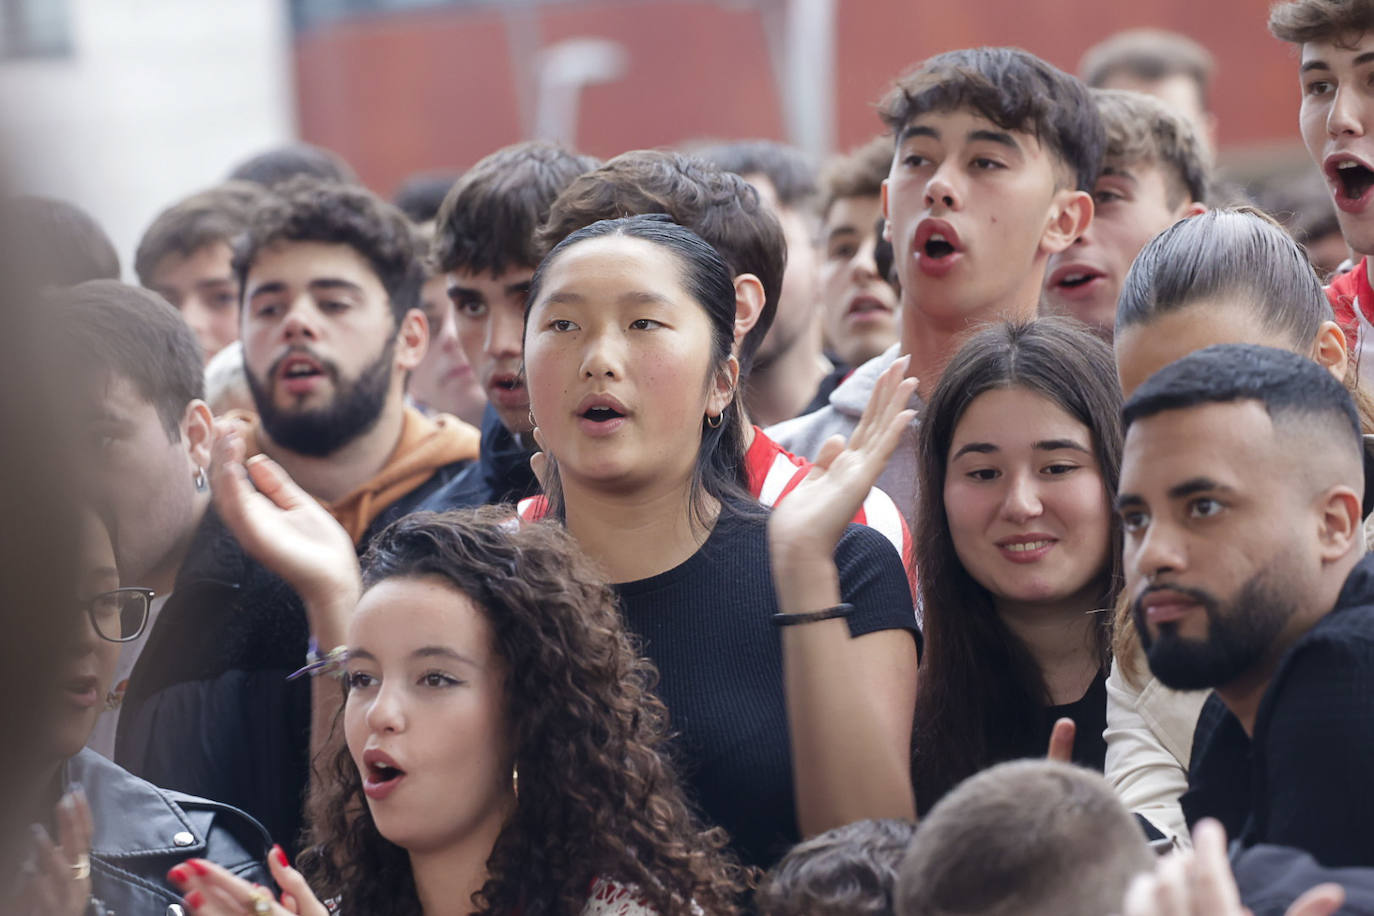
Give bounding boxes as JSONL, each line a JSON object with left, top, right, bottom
{"left": 521, "top": 214, "right": 920, "bottom": 866}
{"left": 168, "top": 501, "right": 748, "bottom": 915}
{"left": 911, "top": 318, "right": 1124, "bottom": 813}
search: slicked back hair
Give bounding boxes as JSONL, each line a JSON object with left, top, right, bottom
{"left": 538, "top": 149, "right": 786, "bottom": 377}
{"left": 43, "top": 280, "right": 204, "bottom": 440}
{"left": 877, "top": 47, "right": 1105, "bottom": 192}
{"left": 431, "top": 142, "right": 599, "bottom": 278}
{"left": 232, "top": 176, "right": 424, "bottom": 325}
{"left": 1116, "top": 208, "right": 1330, "bottom": 344}
{"left": 1094, "top": 88, "right": 1209, "bottom": 206}
{"left": 1270, "top": 0, "right": 1374, "bottom": 44}
{"left": 135, "top": 181, "right": 266, "bottom": 286}
{"left": 896, "top": 761, "right": 1154, "bottom": 916}
{"left": 1122, "top": 344, "right": 1362, "bottom": 457}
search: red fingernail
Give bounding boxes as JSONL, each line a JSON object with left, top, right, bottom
{"left": 273, "top": 844, "right": 289, "bottom": 869}
{"left": 168, "top": 864, "right": 190, "bottom": 885}
{"left": 188, "top": 858, "right": 209, "bottom": 877}
{"left": 186, "top": 890, "right": 204, "bottom": 911}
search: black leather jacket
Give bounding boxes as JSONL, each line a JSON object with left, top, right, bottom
{"left": 69, "top": 748, "right": 271, "bottom": 915}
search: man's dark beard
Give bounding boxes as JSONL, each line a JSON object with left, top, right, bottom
{"left": 1132, "top": 572, "right": 1295, "bottom": 691}
{"left": 246, "top": 340, "right": 395, "bottom": 458}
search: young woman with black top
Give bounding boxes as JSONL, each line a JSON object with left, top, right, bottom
{"left": 521, "top": 214, "right": 920, "bottom": 868}
{"left": 910, "top": 318, "right": 1124, "bottom": 814}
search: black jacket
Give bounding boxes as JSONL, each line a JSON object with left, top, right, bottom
{"left": 421, "top": 405, "right": 537, "bottom": 512}
{"left": 114, "top": 508, "right": 312, "bottom": 855}
{"left": 70, "top": 748, "right": 271, "bottom": 916}
{"left": 1184, "top": 553, "right": 1374, "bottom": 867}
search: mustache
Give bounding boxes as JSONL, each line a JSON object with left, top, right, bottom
{"left": 1132, "top": 583, "right": 1220, "bottom": 631}
{"left": 268, "top": 346, "right": 338, "bottom": 383}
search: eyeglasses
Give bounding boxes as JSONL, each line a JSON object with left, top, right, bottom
{"left": 83, "top": 588, "right": 155, "bottom": 643}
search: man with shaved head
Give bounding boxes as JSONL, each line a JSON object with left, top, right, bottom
{"left": 1117, "top": 343, "right": 1374, "bottom": 867}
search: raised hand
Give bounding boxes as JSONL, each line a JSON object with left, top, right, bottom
{"left": 1121, "top": 819, "right": 1345, "bottom": 916}
{"left": 14, "top": 789, "right": 94, "bottom": 916}
{"left": 170, "top": 845, "right": 329, "bottom": 916}
{"left": 768, "top": 355, "right": 917, "bottom": 558}
{"left": 1046, "top": 717, "right": 1076, "bottom": 763}
{"left": 210, "top": 422, "right": 360, "bottom": 612}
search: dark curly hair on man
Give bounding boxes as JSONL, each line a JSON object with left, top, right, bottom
{"left": 231, "top": 176, "right": 424, "bottom": 325}
{"left": 299, "top": 507, "right": 752, "bottom": 916}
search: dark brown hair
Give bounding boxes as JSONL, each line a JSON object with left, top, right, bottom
{"left": 231, "top": 176, "right": 423, "bottom": 325}
{"left": 695, "top": 139, "right": 818, "bottom": 210}
{"left": 912, "top": 319, "right": 1121, "bottom": 813}
{"left": 134, "top": 181, "right": 265, "bottom": 286}
{"left": 302, "top": 508, "right": 750, "bottom": 916}
{"left": 4, "top": 196, "right": 119, "bottom": 288}
{"left": 226, "top": 143, "right": 358, "bottom": 188}
{"left": 896, "top": 761, "right": 1153, "bottom": 916}
{"left": 538, "top": 149, "right": 786, "bottom": 376}
{"left": 877, "top": 47, "right": 1105, "bottom": 192}
{"left": 431, "top": 142, "right": 598, "bottom": 278}
{"left": 1270, "top": 0, "right": 1374, "bottom": 44}
{"left": 1093, "top": 88, "right": 1209, "bottom": 206}
{"left": 41, "top": 280, "right": 204, "bottom": 439}
{"left": 819, "top": 136, "right": 894, "bottom": 221}
{"left": 757, "top": 819, "right": 916, "bottom": 916}
{"left": 1079, "top": 28, "right": 1215, "bottom": 107}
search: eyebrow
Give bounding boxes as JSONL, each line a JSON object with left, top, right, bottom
{"left": 1302, "top": 51, "right": 1374, "bottom": 73}
{"left": 1166, "top": 477, "right": 1235, "bottom": 501}
{"left": 449, "top": 280, "right": 531, "bottom": 298}
{"left": 542, "top": 289, "right": 674, "bottom": 307}
{"left": 1098, "top": 165, "right": 1138, "bottom": 183}
{"left": 248, "top": 277, "right": 363, "bottom": 300}
{"left": 968, "top": 129, "right": 1020, "bottom": 151}
{"left": 951, "top": 439, "right": 1090, "bottom": 460}
{"left": 345, "top": 646, "right": 477, "bottom": 665}
{"left": 825, "top": 225, "right": 861, "bottom": 243}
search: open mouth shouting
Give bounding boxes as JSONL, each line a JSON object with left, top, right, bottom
{"left": 1326, "top": 154, "right": 1374, "bottom": 214}
{"left": 1047, "top": 263, "right": 1108, "bottom": 301}
{"left": 575, "top": 393, "right": 628, "bottom": 437}
{"left": 362, "top": 748, "right": 407, "bottom": 801}
{"left": 275, "top": 351, "right": 329, "bottom": 397}
{"left": 914, "top": 219, "right": 964, "bottom": 279}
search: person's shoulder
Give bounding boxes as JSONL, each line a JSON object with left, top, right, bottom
{"left": 581, "top": 878, "right": 662, "bottom": 916}
{"left": 417, "top": 460, "right": 486, "bottom": 512}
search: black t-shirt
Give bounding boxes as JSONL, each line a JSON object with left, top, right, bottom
{"left": 1041, "top": 670, "right": 1108, "bottom": 772}
{"left": 613, "top": 506, "right": 918, "bottom": 869}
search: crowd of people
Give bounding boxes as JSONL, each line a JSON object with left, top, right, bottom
{"left": 8, "top": 1, "right": 1374, "bottom": 913}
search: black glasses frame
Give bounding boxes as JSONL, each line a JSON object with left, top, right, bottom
{"left": 83, "top": 587, "right": 155, "bottom": 643}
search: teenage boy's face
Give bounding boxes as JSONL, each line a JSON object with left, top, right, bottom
{"left": 1300, "top": 34, "right": 1374, "bottom": 255}
{"left": 818, "top": 194, "right": 899, "bottom": 366}
{"left": 1045, "top": 160, "right": 1198, "bottom": 335}
{"left": 447, "top": 267, "right": 534, "bottom": 435}
{"left": 242, "top": 241, "right": 418, "bottom": 457}
{"left": 883, "top": 109, "right": 1078, "bottom": 325}
{"left": 147, "top": 241, "right": 240, "bottom": 363}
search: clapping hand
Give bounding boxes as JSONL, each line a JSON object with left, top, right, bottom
{"left": 169, "top": 845, "right": 329, "bottom": 916}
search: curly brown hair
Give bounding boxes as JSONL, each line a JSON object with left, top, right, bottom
{"left": 300, "top": 507, "right": 751, "bottom": 915}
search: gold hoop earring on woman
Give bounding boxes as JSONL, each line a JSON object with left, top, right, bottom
{"left": 706, "top": 413, "right": 723, "bottom": 429}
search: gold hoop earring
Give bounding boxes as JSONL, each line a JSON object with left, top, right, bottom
{"left": 706, "top": 413, "right": 723, "bottom": 429}
{"left": 528, "top": 410, "right": 536, "bottom": 429}
{"left": 512, "top": 763, "right": 520, "bottom": 799}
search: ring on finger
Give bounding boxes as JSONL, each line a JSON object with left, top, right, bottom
{"left": 248, "top": 888, "right": 273, "bottom": 914}
{"left": 70, "top": 853, "right": 90, "bottom": 881}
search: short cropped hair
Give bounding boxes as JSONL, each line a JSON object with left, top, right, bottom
{"left": 539, "top": 149, "right": 786, "bottom": 375}
{"left": 896, "top": 761, "right": 1154, "bottom": 916}
{"left": 820, "top": 136, "right": 895, "bottom": 221}
{"left": 1270, "top": 0, "right": 1374, "bottom": 44}
{"left": 695, "top": 139, "right": 818, "bottom": 210}
{"left": 1094, "top": 89, "right": 1209, "bottom": 206}
{"left": 431, "top": 142, "right": 598, "bottom": 278}
{"left": 232, "top": 176, "right": 424, "bottom": 324}
{"left": 1122, "top": 344, "right": 1363, "bottom": 456}
{"left": 1116, "top": 207, "right": 1332, "bottom": 345}
{"left": 134, "top": 181, "right": 266, "bottom": 286}
{"left": 43, "top": 280, "right": 204, "bottom": 439}
{"left": 227, "top": 143, "right": 358, "bottom": 188}
{"left": 758, "top": 819, "right": 916, "bottom": 916}
{"left": 1080, "top": 28, "right": 1215, "bottom": 106}
{"left": 877, "top": 47, "right": 1105, "bottom": 192}
{"left": 392, "top": 172, "right": 462, "bottom": 225}
{"left": 3, "top": 196, "right": 119, "bottom": 288}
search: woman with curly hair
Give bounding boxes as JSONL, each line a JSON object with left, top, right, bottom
{"left": 171, "top": 447, "right": 747, "bottom": 914}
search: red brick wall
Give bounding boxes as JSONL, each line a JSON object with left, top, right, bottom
{"left": 293, "top": 0, "right": 1303, "bottom": 195}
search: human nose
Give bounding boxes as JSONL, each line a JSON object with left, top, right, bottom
{"left": 280, "top": 294, "right": 319, "bottom": 344}
{"left": 364, "top": 679, "right": 406, "bottom": 734}
{"left": 924, "top": 163, "right": 962, "bottom": 210}
{"left": 999, "top": 471, "right": 1043, "bottom": 523}
{"left": 1129, "top": 518, "right": 1185, "bottom": 581}
{"left": 579, "top": 327, "right": 622, "bottom": 380}
{"left": 852, "top": 236, "right": 881, "bottom": 281}
{"left": 485, "top": 305, "right": 524, "bottom": 360}
{"left": 1328, "top": 84, "right": 1367, "bottom": 138}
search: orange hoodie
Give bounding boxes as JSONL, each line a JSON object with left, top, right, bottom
{"left": 222, "top": 406, "right": 480, "bottom": 543}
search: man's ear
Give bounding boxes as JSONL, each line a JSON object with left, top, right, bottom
{"left": 880, "top": 179, "right": 892, "bottom": 239}
{"left": 1041, "top": 189, "right": 1094, "bottom": 256}
{"left": 708, "top": 354, "right": 741, "bottom": 418}
{"left": 732, "top": 274, "right": 766, "bottom": 348}
{"left": 1313, "top": 320, "right": 1351, "bottom": 383}
{"left": 395, "top": 308, "right": 429, "bottom": 372}
{"left": 1317, "top": 485, "right": 1363, "bottom": 562}
{"left": 183, "top": 399, "right": 214, "bottom": 473}
{"left": 1177, "top": 200, "right": 1208, "bottom": 220}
